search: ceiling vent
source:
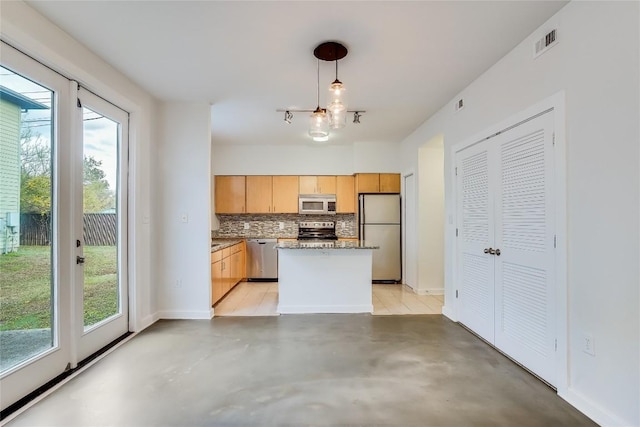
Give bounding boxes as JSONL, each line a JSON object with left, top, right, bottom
{"left": 534, "top": 29, "right": 558, "bottom": 58}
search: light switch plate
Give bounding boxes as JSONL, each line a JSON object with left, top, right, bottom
{"left": 244, "top": 223, "right": 250, "bottom": 230}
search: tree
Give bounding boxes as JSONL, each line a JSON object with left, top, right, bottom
{"left": 19, "top": 124, "right": 114, "bottom": 213}
{"left": 83, "top": 156, "right": 114, "bottom": 213}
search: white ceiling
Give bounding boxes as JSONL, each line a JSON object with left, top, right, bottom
{"left": 26, "top": 1, "right": 567, "bottom": 146}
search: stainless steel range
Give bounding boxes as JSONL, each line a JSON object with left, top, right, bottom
{"left": 297, "top": 221, "right": 337, "bottom": 241}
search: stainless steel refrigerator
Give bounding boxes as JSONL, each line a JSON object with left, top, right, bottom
{"left": 359, "top": 194, "right": 401, "bottom": 283}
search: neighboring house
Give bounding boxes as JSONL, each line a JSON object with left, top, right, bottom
{"left": 0, "top": 85, "right": 48, "bottom": 254}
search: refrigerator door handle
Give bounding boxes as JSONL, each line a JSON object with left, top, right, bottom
{"left": 359, "top": 194, "right": 365, "bottom": 225}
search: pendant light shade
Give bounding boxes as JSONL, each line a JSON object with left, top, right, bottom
{"left": 327, "top": 60, "right": 347, "bottom": 129}
{"left": 309, "top": 106, "right": 330, "bottom": 139}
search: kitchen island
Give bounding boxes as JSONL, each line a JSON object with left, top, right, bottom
{"left": 276, "top": 241, "right": 378, "bottom": 314}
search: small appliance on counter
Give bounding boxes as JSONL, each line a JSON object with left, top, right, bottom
{"left": 246, "top": 238, "right": 278, "bottom": 281}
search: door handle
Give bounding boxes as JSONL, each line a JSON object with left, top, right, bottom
{"left": 76, "top": 256, "right": 85, "bottom": 265}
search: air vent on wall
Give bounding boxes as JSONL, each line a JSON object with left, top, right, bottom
{"left": 534, "top": 29, "right": 558, "bottom": 58}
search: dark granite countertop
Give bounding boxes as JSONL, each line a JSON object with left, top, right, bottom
{"left": 276, "top": 241, "right": 379, "bottom": 250}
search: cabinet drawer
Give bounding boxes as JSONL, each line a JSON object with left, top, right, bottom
{"left": 222, "top": 247, "right": 231, "bottom": 259}
{"left": 211, "top": 250, "right": 223, "bottom": 263}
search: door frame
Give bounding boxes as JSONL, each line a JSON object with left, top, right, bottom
{"left": 449, "top": 91, "right": 567, "bottom": 393}
{"left": 402, "top": 171, "right": 417, "bottom": 290}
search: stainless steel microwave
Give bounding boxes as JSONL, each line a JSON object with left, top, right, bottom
{"left": 298, "top": 194, "right": 337, "bottom": 215}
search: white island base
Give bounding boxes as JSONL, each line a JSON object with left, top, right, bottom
{"left": 277, "top": 246, "right": 374, "bottom": 314}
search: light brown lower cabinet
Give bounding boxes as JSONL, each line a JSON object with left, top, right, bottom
{"left": 211, "top": 241, "right": 246, "bottom": 306}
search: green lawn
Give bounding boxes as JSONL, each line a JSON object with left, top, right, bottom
{"left": 0, "top": 245, "right": 118, "bottom": 331}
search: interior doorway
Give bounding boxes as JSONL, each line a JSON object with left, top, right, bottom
{"left": 416, "top": 135, "right": 445, "bottom": 295}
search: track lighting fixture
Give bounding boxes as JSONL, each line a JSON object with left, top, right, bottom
{"left": 276, "top": 41, "right": 365, "bottom": 142}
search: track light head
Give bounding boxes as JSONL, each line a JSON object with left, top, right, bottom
{"left": 353, "top": 111, "right": 363, "bottom": 124}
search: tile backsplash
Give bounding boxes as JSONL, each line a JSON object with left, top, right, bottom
{"left": 213, "top": 214, "right": 357, "bottom": 239}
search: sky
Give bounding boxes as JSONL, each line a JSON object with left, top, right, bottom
{"left": 0, "top": 66, "right": 119, "bottom": 194}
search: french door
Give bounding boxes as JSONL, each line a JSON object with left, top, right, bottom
{"left": 456, "top": 110, "right": 556, "bottom": 386}
{"left": 0, "top": 42, "right": 129, "bottom": 411}
{"left": 74, "top": 88, "right": 128, "bottom": 362}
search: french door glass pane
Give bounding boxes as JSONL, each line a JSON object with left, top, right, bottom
{"left": 82, "top": 107, "right": 119, "bottom": 329}
{"left": 0, "top": 66, "right": 55, "bottom": 372}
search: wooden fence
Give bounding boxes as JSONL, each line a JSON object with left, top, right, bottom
{"left": 20, "top": 213, "right": 117, "bottom": 246}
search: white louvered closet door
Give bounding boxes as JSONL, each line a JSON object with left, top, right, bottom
{"left": 456, "top": 109, "right": 556, "bottom": 387}
{"left": 494, "top": 111, "right": 556, "bottom": 385}
{"left": 456, "top": 140, "right": 495, "bottom": 343}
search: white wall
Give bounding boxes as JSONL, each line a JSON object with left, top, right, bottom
{"left": 400, "top": 2, "right": 639, "bottom": 425}
{"left": 212, "top": 141, "right": 401, "bottom": 175}
{"left": 1, "top": 1, "right": 158, "bottom": 331}
{"left": 416, "top": 136, "right": 444, "bottom": 294}
{"left": 156, "top": 103, "right": 213, "bottom": 319}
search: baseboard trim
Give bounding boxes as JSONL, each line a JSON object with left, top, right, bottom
{"left": 561, "top": 387, "right": 632, "bottom": 427}
{"left": 137, "top": 313, "right": 159, "bottom": 331}
{"left": 277, "top": 305, "right": 373, "bottom": 314}
{"left": 157, "top": 310, "right": 214, "bottom": 320}
{"left": 402, "top": 284, "right": 444, "bottom": 296}
{"left": 442, "top": 305, "right": 456, "bottom": 321}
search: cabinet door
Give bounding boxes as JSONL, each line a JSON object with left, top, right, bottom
{"left": 317, "top": 176, "right": 336, "bottom": 194}
{"left": 299, "top": 176, "right": 317, "bottom": 194}
{"left": 380, "top": 173, "right": 401, "bottom": 193}
{"left": 355, "top": 173, "right": 380, "bottom": 193}
{"left": 336, "top": 175, "right": 355, "bottom": 213}
{"left": 211, "top": 260, "right": 223, "bottom": 305}
{"left": 272, "top": 176, "right": 299, "bottom": 213}
{"left": 246, "top": 176, "right": 273, "bottom": 213}
{"left": 222, "top": 256, "right": 232, "bottom": 294}
{"left": 215, "top": 176, "right": 246, "bottom": 213}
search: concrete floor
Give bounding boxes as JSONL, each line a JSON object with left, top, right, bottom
{"left": 7, "top": 315, "right": 596, "bottom": 426}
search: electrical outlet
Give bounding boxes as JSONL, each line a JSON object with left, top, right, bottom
{"left": 279, "top": 222, "right": 284, "bottom": 230}
{"left": 244, "top": 222, "right": 250, "bottom": 230}
{"left": 582, "top": 333, "right": 595, "bottom": 356}
{"left": 174, "top": 279, "right": 182, "bottom": 289}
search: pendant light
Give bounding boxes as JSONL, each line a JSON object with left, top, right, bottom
{"left": 277, "top": 41, "right": 365, "bottom": 142}
{"left": 328, "top": 59, "right": 347, "bottom": 129}
{"left": 308, "top": 59, "right": 329, "bottom": 140}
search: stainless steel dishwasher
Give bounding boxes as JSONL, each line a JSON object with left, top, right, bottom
{"left": 246, "top": 239, "right": 278, "bottom": 281}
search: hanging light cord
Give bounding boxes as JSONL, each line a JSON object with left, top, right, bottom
{"left": 316, "top": 59, "right": 320, "bottom": 109}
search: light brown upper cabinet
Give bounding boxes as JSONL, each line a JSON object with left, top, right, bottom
{"left": 354, "top": 173, "right": 401, "bottom": 194}
{"left": 299, "top": 176, "right": 337, "bottom": 194}
{"left": 215, "top": 176, "right": 246, "bottom": 213}
{"left": 272, "top": 176, "right": 299, "bottom": 213}
{"left": 336, "top": 175, "right": 355, "bottom": 213}
{"left": 379, "top": 173, "right": 401, "bottom": 193}
{"left": 355, "top": 173, "right": 380, "bottom": 193}
{"left": 246, "top": 176, "right": 273, "bottom": 213}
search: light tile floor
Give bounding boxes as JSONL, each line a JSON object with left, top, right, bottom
{"left": 214, "top": 282, "right": 443, "bottom": 316}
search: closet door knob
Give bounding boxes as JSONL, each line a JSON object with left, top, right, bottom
{"left": 495, "top": 248, "right": 501, "bottom": 256}
{"left": 484, "top": 248, "right": 492, "bottom": 254}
